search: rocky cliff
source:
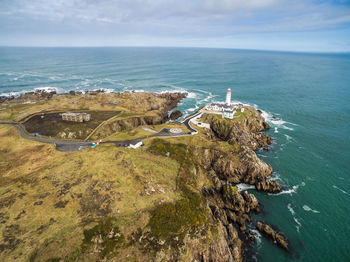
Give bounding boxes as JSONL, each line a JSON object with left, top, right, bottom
{"left": 92, "top": 92, "right": 187, "bottom": 139}
{"left": 199, "top": 109, "right": 281, "bottom": 193}
{"left": 193, "top": 107, "right": 289, "bottom": 259}
{"left": 141, "top": 105, "right": 288, "bottom": 261}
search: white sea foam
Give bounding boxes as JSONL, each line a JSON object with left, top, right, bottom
{"left": 193, "top": 89, "right": 211, "bottom": 94}
{"left": 302, "top": 205, "right": 320, "bottom": 213}
{"left": 186, "top": 92, "right": 197, "bottom": 99}
{"left": 269, "top": 182, "right": 305, "bottom": 196}
{"left": 158, "top": 89, "right": 189, "bottom": 94}
{"left": 259, "top": 109, "right": 297, "bottom": 131}
{"left": 269, "top": 172, "right": 282, "bottom": 182}
{"left": 333, "top": 185, "right": 350, "bottom": 195}
{"left": 35, "top": 87, "right": 58, "bottom": 93}
{"left": 196, "top": 90, "right": 218, "bottom": 104}
{"left": 287, "top": 203, "right": 295, "bottom": 215}
{"left": 287, "top": 203, "right": 302, "bottom": 232}
{"left": 0, "top": 91, "right": 25, "bottom": 97}
{"left": 235, "top": 183, "right": 255, "bottom": 192}
{"left": 294, "top": 218, "right": 302, "bottom": 232}
{"left": 1, "top": 86, "right": 60, "bottom": 98}
{"left": 49, "top": 76, "right": 61, "bottom": 81}
{"left": 99, "top": 88, "right": 114, "bottom": 93}
{"left": 251, "top": 229, "right": 262, "bottom": 247}
{"left": 187, "top": 105, "right": 199, "bottom": 112}
{"left": 285, "top": 134, "right": 292, "bottom": 141}
{"left": 230, "top": 99, "right": 251, "bottom": 107}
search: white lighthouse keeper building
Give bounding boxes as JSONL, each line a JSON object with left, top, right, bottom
{"left": 226, "top": 88, "right": 231, "bottom": 105}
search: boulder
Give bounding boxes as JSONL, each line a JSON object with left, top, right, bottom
{"left": 169, "top": 110, "right": 183, "bottom": 120}
{"left": 255, "top": 178, "right": 281, "bottom": 193}
{"left": 256, "top": 221, "right": 289, "bottom": 251}
{"left": 275, "top": 233, "right": 289, "bottom": 251}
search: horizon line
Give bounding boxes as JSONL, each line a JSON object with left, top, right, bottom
{"left": 0, "top": 45, "right": 349, "bottom": 55}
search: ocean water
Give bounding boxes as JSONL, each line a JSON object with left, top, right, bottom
{"left": 1, "top": 47, "right": 349, "bottom": 261}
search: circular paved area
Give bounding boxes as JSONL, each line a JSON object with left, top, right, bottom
{"left": 169, "top": 128, "right": 182, "bottom": 134}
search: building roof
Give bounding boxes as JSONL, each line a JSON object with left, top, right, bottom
{"left": 210, "top": 103, "right": 233, "bottom": 109}
{"left": 62, "top": 112, "right": 90, "bottom": 116}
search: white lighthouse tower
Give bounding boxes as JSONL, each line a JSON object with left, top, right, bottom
{"left": 226, "top": 88, "right": 231, "bottom": 105}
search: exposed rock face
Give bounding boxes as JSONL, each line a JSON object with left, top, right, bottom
{"left": 256, "top": 221, "right": 289, "bottom": 251}
{"left": 196, "top": 106, "right": 288, "bottom": 259}
{"left": 201, "top": 109, "right": 272, "bottom": 151}
{"left": 93, "top": 92, "right": 187, "bottom": 139}
{"left": 93, "top": 114, "right": 165, "bottom": 138}
{"left": 197, "top": 108, "right": 281, "bottom": 193}
{"left": 189, "top": 223, "right": 237, "bottom": 262}
{"left": 195, "top": 145, "right": 280, "bottom": 193}
{"left": 203, "top": 178, "right": 259, "bottom": 232}
{"left": 169, "top": 110, "right": 183, "bottom": 120}
{"left": 159, "top": 92, "right": 187, "bottom": 112}
{"left": 69, "top": 90, "right": 82, "bottom": 96}
{"left": 1, "top": 89, "right": 57, "bottom": 103}
{"left": 0, "top": 96, "right": 15, "bottom": 103}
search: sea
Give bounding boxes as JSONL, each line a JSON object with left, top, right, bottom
{"left": 0, "top": 47, "right": 349, "bottom": 262}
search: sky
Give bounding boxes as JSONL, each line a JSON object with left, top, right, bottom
{"left": 1, "top": 0, "right": 350, "bottom": 52}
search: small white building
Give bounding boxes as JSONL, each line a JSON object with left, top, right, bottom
{"left": 223, "top": 110, "right": 234, "bottom": 119}
{"left": 128, "top": 141, "right": 143, "bottom": 149}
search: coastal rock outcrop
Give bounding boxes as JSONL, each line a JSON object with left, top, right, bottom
{"left": 196, "top": 106, "right": 289, "bottom": 259}
{"left": 201, "top": 109, "right": 272, "bottom": 151}
{"left": 1, "top": 89, "right": 57, "bottom": 103}
{"left": 195, "top": 145, "right": 280, "bottom": 193}
{"left": 256, "top": 221, "right": 289, "bottom": 251}
{"left": 169, "top": 110, "right": 183, "bottom": 120}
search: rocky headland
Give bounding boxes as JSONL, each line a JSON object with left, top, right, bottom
{"left": 0, "top": 91, "right": 290, "bottom": 261}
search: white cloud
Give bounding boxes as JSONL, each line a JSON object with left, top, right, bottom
{"left": 0, "top": 0, "right": 350, "bottom": 51}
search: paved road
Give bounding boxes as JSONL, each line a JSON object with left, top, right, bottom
{"left": 0, "top": 122, "right": 93, "bottom": 152}
{"left": 0, "top": 121, "right": 196, "bottom": 152}
{"left": 182, "top": 112, "right": 201, "bottom": 134}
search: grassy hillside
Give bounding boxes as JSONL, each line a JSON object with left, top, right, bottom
{"left": 0, "top": 125, "right": 183, "bottom": 261}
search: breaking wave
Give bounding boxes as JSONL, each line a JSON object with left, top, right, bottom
{"left": 251, "top": 229, "right": 262, "bottom": 247}
{"left": 287, "top": 203, "right": 302, "bottom": 232}
{"left": 333, "top": 185, "right": 350, "bottom": 196}
{"left": 269, "top": 182, "right": 305, "bottom": 196}
{"left": 302, "top": 205, "right": 320, "bottom": 213}
{"left": 235, "top": 183, "right": 255, "bottom": 192}
{"left": 260, "top": 110, "right": 297, "bottom": 131}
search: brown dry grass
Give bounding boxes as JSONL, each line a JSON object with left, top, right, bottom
{"left": 0, "top": 125, "right": 180, "bottom": 262}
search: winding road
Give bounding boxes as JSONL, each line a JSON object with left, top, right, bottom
{"left": 0, "top": 113, "right": 201, "bottom": 152}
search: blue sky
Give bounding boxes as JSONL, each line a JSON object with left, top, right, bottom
{"left": 0, "top": 0, "right": 350, "bottom": 52}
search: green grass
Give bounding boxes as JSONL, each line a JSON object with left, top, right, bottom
{"left": 82, "top": 217, "right": 125, "bottom": 258}
{"left": 146, "top": 139, "right": 208, "bottom": 251}
{"left": 148, "top": 186, "right": 207, "bottom": 249}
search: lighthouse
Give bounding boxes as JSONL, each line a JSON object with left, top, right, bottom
{"left": 226, "top": 88, "right": 231, "bottom": 105}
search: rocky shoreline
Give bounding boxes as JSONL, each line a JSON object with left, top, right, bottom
{"left": 197, "top": 107, "right": 290, "bottom": 260}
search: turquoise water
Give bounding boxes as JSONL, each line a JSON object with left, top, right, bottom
{"left": 1, "top": 47, "right": 349, "bottom": 261}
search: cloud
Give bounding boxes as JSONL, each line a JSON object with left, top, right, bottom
{"left": 0, "top": 0, "right": 350, "bottom": 51}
